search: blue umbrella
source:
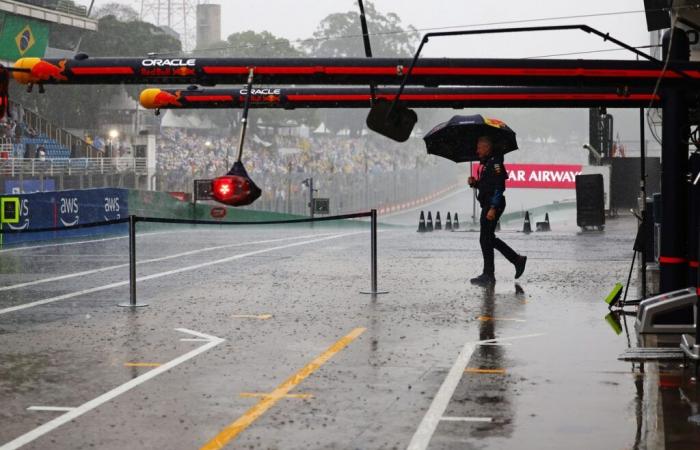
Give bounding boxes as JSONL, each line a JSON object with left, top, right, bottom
{"left": 423, "top": 114, "right": 518, "bottom": 162}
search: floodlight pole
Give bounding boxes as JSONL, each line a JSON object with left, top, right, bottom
{"left": 309, "top": 177, "right": 314, "bottom": 219}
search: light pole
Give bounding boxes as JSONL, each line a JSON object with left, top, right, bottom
{"left": 108, "top": 129, "right": 119, "bottom": 158}
{"left": 303, "top": 177, "right": 317, "bottom": 218}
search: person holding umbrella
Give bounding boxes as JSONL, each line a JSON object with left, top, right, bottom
{"left": 468, "top": 136, "right": 526, "bottom": 286}
{"left": 423, "top": 114, "right": 527, "bottom": 286}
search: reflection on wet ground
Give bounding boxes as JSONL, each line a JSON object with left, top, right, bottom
{"left": 0, "top": 216, "right": 699, "bottom": 449}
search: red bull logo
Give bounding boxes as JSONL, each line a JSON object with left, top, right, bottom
{"left": 139, "top": 89, "right": 182, "bottom": 108}
{"left": 484, "top": 117, "right": 506, "bottom": 128}
{"left": 13, "top": 58, "right": 68, "bottom": 84}
{"left": 173, "top": 67, "right": 195, "bottom": 77}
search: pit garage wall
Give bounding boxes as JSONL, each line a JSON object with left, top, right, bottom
{"left": 0, "top": 188, "right": 307, "bottom": 246}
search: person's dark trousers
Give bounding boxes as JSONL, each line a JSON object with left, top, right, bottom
{"left": 479, "top": 199, "right": 519, "bottom": 277}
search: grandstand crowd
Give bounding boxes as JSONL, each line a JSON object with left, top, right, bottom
{"left": 156, "top": 127, "right": 436, "bottom": 191}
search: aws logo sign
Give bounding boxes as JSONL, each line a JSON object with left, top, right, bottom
{"left": 104, "top": 196, "right": 121, "bottom": 220}
{"left": 59, "top": 197, "right": 79, "bottom": 227}
{"left": 5, "top": 199, "right": 29, "bottom": 230}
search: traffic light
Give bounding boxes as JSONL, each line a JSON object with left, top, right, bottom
{"left": 211, "top": 161, "right": 261, "bottom": 206}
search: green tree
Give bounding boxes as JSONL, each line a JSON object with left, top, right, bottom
{"left": 93, "top": 3, "right": 140, "bottom": 22}
{"left": 10, "top": 14, "right": 181, "bottom": 130}
{"left": 301, "top": 1, "right": 417, "bottom": 58}
{"left": 200, "top": 30, "right": 302, "bottom": 58}
{"left": 191, "top": 30, "right": 317, "bottom": 133}
{"left": 301, "top": 1, "right": 419, "bottom": 136}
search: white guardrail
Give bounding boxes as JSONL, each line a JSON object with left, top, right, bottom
{"left": 0, "top": 157, "right": 149, "bottom": 176}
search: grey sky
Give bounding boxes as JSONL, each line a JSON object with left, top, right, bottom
{"left": 86, "top": 0, "right": 651, "bottom": 59}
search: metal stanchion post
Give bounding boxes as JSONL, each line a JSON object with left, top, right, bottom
{"left": 119, "top": 215, "right": 148, "bottom": 308}
{"left": 361, "top": 209, "right": 388, "bottom": 295}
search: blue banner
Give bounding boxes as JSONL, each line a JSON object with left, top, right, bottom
{"left": 0, "top": 188, "right": 129, "bottom": 245}
{"left": 4, "top": 179, "right": 56, "bottom": 194}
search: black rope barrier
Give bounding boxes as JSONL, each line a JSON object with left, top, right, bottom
{"left": 0, "top": 217, "right": 129, "bottom": 234}
{"left": 0, "top": 209, "right": 383, "bottom": 308}
{"left": 0, "top": 212, "right": 371, "bottom": 235}
{"left": 133, "top": 211, "right": 371, "bottom": 226}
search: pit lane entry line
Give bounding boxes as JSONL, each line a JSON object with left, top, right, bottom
{"left": 0, "top": 231, "right": 363, "bottom": 316}
{"left": 406, "top": 333, "right": 545, "bottom": 450}
{"left": 0, "top": 328, "right": 224, "bottom": 450}
{"left": 200, "top": 327, "right": 366, "bottom": 450}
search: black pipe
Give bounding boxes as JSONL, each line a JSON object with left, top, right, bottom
{"left": 357, "top": 0, "right": 376, "bottom": 104}
{"left": 660, "top": 27, "right": 690, "bottom": 293}
{"left": 640, "top": 107, "right": 647, "bottom": 298}
{"left": 387, "top": 24, "right": 667, "bottom": 117}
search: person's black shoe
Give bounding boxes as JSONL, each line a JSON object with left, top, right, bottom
{"left": 470, "top": 274, "right": 496, "bottom": 286}
{"left": 514, "top": 255, "right": 527, "bottom": 279}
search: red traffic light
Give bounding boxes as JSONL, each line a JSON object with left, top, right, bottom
{"left": 211, "top": 175, "right": 260, "bottom": 206}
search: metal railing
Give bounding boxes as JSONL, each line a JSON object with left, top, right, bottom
{"left": 10, "top": 101, "right": 100, "bottom": 158}
{"left": 0, "top": 157, "right": 148, "bottom": 176}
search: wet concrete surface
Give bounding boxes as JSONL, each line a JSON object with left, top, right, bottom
{"left": 0, "top": 211, "right": 698, "bottom": 449}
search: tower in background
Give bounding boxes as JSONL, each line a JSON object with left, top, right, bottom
{"left": 137, "top": 0, "right": 206, "bottom": 51}
{"left": 196, "top": 3, "right": 221, "bottom": 50}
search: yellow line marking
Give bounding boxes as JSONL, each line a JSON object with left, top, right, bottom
{"left": 124, "top": 362, "right": 162, "bottom": 367}
{"left": 465, "top": 368, "right": 506, "bottom": 375}
{"left": 239, "top": 392, "right": 314, "bottom": 400}
{"left": 230, "top": 314, "right": 273, "bottom": 320}
{"left": 477, "top": 316, "right": 525, "bottom": 322}
{"left": 200, "top": 327, "right": 366, "bottom": 450}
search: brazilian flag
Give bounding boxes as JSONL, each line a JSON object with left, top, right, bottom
{"left": 0, "top": 13, "right": 49, "bottom": 60}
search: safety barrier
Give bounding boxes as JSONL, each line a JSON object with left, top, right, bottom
{"left": 0, "top": 210, "right": 385, "bottom": 305}
{"left": 0, "top": 188, "right": 129, "bottom": 245}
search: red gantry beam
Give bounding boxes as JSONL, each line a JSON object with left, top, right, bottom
{"left": 10, "top": 56, "right": 700, "bottom": 88}
{"left": 139, "top": 86, "right": 661, "bottom": 109}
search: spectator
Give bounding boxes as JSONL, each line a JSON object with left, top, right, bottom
{"left": 93, "top": 136, "right": 105, "bottom": 157}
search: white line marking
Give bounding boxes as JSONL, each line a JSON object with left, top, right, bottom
{"left": 26, "top": 407, "right": 75, "bottom": 412}
{"left": 406, "top": 333, "right": 545, "bottom": 450}
{"left": 0, "top": 232, "right": 362, "bottom": 316}
{"left": 406, "top": 344, "right": 476, "bottom": 450}
{"left": 440, "top": 416, "right": 492, "bottom": 423}
{"left": 179, "top": 338, "right": 210, "bottom": 342}
{"left": 0, "top": 230, "right": 182, "bottom": 254}
{"left": 478, "top": 342, "right": 512, "bottom": 347}
{"left": 0, "top": 232, "right": 335, "bottom": 292}
{"left": 1, "top": 328, "right": 223, "bottom": 450}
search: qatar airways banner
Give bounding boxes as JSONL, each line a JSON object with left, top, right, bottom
{"left": 471, "top": 163, "right": 583, "bottom": 189}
